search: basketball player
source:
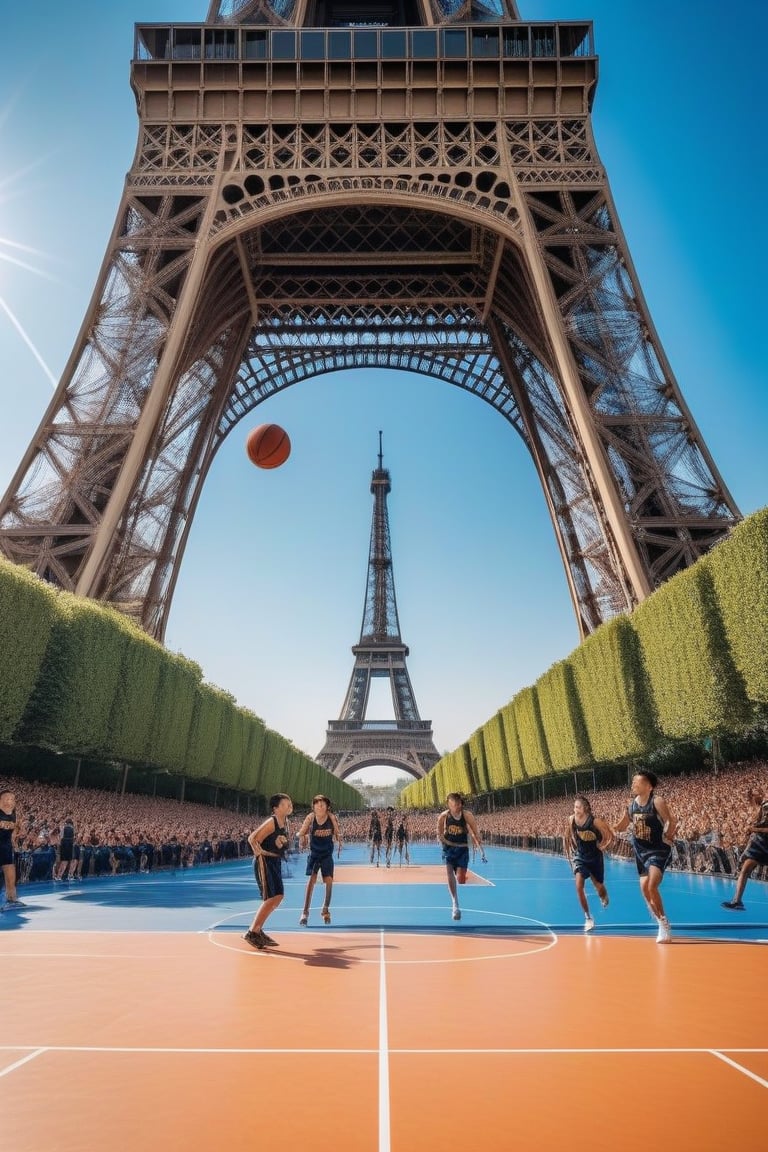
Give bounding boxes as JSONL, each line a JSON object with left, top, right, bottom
{"left": 565, "top": 794, "right": 613, "bottom": 932}
{"left": 297, "top": 795, "right": 342, "bottom": 926}
{"left": 368, "top": 809, "right": 383, "bottom": 866}
{"left": 437, "top": 792, "right": 485, "bottom": 921}
{"left": 722, "top": 788, "right": 768, "bottom": 910}
{"left": 55, "top": 814, "right": 76, "bottom": 881}
{"left": 243, "top": 793, "right": 293, "bottom": 950}
{"left": 612, "top": 770, "right": 676, "bottom": 943}
{"left": 395, "top": 812, "right": 410, "bottom": 865}
{"left": 384, "top": 807, "right": 395, "bottom": 867}
{"left": 0, "top": 787, "right": 27, "bottom": 912}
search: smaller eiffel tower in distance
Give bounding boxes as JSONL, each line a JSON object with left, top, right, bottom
{"left": 318, "top": 434, "right": 439, "bottom": 782}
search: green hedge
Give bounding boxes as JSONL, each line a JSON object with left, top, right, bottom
{"left": 108, "top": 627, "right": 168, "bottom": 765}
{"left": 514, "top": 686, "right": 551, "bottom": 778}
{"left": 19, "top": 594, "right": 137, "bottom": 756}
{"left": 569, "top": 615, "right": 657, "bottom": 761}
{"left": 458, "top": 743, "right": 475, "bottom": 796}
{"left": 706, "top": 508, "right": 768, "bottom": 703}
{"left": 632, "top": 562, "right": 750, "bottom": 740}
{"left": 469, "top": 729, "right": 490, "bottom": 792}
{"left": 537, "top": 659, "right": 591, "bottom": 771}
{"left": 145, "top": 650, "right": 202, "bottom": 773}
{"left": 0, "top": 559, "right": 365, "bottom": 806}
{"left": 482, "top": 711, "right": 512, "bottom": 790}
{"left": 260, "top": 729, "right": 290, "bottom": 799}
{"left": 238, "top": 711, "right": 267, "bottom": 793}
{"left": 499, "top": 700, "right": 527, "bottom": 783}
{"left": 212, "top": 701, "right": 247, "bottom": 789}
{"left": 185, "top": 683, "right": 230, "bottom": 780}
{"left": 404, "top": 507, "right": 768, "bottom": 808}
{"left": 0, "top": 560, "right": 59, "bottom": 743}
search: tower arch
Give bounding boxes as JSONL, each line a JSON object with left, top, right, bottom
{"left": 0, "top": 4, "right": 739, "bottom": 644}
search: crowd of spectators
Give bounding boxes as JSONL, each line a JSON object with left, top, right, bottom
{"left": 1, "top": 760, "right": 765, "bottom": 892}
{"left": 0, "top": 774, "right": 252, "bottom": 887}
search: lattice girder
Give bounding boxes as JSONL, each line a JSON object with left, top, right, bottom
{"left": 0, "top": 190, "right": 210, "bottom": 593}
{"left": 524, "top": 184, "right": 738, "bottom": 586}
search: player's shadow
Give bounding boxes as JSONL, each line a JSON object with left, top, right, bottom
{"left": 271, "top": 942, "right": 396, "bottom": 969}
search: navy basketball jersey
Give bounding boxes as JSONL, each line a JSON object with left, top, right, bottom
{"left": 443, "top": 809, "right": 468, "bottom": 847}
{"left": 309, "top": 815, "right": 334, "bottom": 858}
{"left": 571, "top": 813, "right": 602, "bottom": 861}
{"left": 628, "top": 793, "right": 667, "bottom": 851}
{"left": 262, "top": 816, "right": 289, "bottom": 858}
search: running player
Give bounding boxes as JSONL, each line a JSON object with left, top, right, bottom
{"left": 395, "top": 812, "right": 409, "bottom": 865}
{"left": 297, "top": 794, "right": 342, "bottom": 926}
{"left": 565, "top": 794, "right": 613, "bottom": 932}
{"left": 436, "top": 792, "right": 485, "bottom": 921}
{"left": 0, "top": 787, "right": 26, "bottom": 912}
{"left": 384, "top": 807, "right": 395, "bottom": 867}
{"left": 722, "top": 788, "right": 768, "bottom": 910}
{"left": 55, "top": 814, "right": 76, "bottom": 882}
{"left": 613, "top": 770, "right": 677, "bottom": 943}
{"left": 243, "top": 793, "right": 293, "bottom": 950}
{"left": 368, "top": 809, "right": 382, "bottom": 866}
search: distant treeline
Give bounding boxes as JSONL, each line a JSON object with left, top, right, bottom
{"left": 402, "top": 507, "right": 768, "bottom": 807}
{"left": 0, "top": 561, "right": 362, "bottom": 812}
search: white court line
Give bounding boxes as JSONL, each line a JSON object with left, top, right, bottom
{"left": 0, "top": 1045, "right": 377, "bottom": 1054}
{"left": 379, "top": 929, "right": 390, "bottom": 1152}
{"left": 0, "top": 1045, "right": 764, "bottom": 1055}
{"left": 204, "top": 908, "right": 558, "bottom": 964}
{"left": 710, "top": 1050, "right": 768, "bottom": 1088}
{"left": 0, "top": 952, "right": 187, "bottom": 959}
{"left": 0, "top": 1049, "right": 46, "bottom": 1078}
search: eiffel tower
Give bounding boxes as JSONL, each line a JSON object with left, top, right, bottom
{"left": 317, "top": 435, "right": 439, "bottom": 780}
{"left": 0, "top": 0, "right": 739, "bottom": 645}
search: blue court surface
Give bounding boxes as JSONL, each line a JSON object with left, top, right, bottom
{"left": 2, "top": 844, "right": 765, "bottom": 943}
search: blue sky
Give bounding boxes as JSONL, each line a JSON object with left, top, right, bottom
{"left": 1, "top": 2, "right": 765, "bottom": 785}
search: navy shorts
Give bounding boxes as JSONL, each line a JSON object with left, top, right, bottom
{"left": 573, "top": 855, "right": 605, "bottom": 884}
{"left": 634, "top": 847, "right": 671, "bottom": 877}
{"left": 254, "top": 855, "right": 284, "bottom": 900}
{"left": 743, "top": 837, "right": 768, "bottom": 867}
{"left": 442, "top": 845, "right": 469, "bottom": 872}
{"left": 306, "top": 852, "right": 334, "bottom": 879}
{"left": 0, "top": 842, "right": 14, "bottom": 867}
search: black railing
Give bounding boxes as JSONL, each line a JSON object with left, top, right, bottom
{"left": 325, "top": 719, "right": 434, "bottom": 732}
{"left": 135, "top": 22, "right": 593, "bottom": 65}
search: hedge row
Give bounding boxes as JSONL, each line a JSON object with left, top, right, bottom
{"left": 402, "top": 506, "right": 768, "bottom": 807}
{"left": 0, "top": 557, "right": 362, "bottom": 811}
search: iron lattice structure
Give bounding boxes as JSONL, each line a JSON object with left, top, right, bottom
{"left": 317, "top": 436, "right": 440, "bottom": 779}
{"left": 0, "top": 0, "right": 739, "bottom": 646}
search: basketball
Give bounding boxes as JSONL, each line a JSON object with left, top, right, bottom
{"left": 246, "top": 423, "right": 291, "bottom": 469}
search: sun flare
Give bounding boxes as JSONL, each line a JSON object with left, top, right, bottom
{"left": 0, "top": 145, "right": 61, "bottom": 390}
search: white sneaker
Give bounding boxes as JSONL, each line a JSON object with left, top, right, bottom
{"left": 299, "top": 913, "right": 308, "bottom": 926}
{"left": 656, "top": 918, "right": 672, "bottom": 944}
{"left": 584, "top": 916, "right": 594, "bottom": 932}
{"left": 452, "top": 906, "right": 461, "bottom": 921}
